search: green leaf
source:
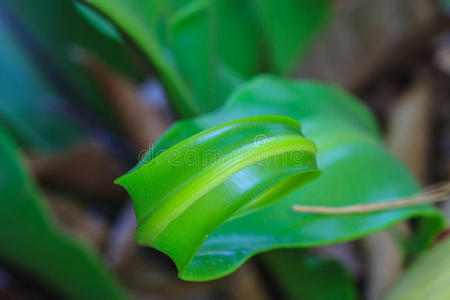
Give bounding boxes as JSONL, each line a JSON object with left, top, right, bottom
{"left": 74, "top": 1, "right": 123, "bottom": 42}
{"left": 168, "top": 1, "right": 222, "bottom": 112}
{"left": 119, "top": 75, "right": 443, "bottom": 281}
{"left": 79, "top": 0, "right": 198, "bottom": 117}
{"left": 0, "top": 125, "right": 127, "bottom": 299}
{"left": 385, "top": 238, "right": 450, "bottom": 300}
{"left": 167, "top": 0, "right": 258, "bottom": 110}
{"left": 0, "top": 18, "right": 84, "bottom": 151}
{"left": 263, "top": 249, "right": 357, "bottom": 300}
{"left": 214, "top": 0, "right": 261, "bottom": 78}
{"left": 255, "top": 0, "right": 333, "bottom": 74}
{"left": 117, "top": 115, "right": 320, "bottom": 274}
{"left": 77, "top": 0, "right": 254, "bottom": 116}
{"left": 78, "top": 0, "right": 256, "bottom": 116}
{"left": 2, "top": 0, "right": 137, "bottom": 131}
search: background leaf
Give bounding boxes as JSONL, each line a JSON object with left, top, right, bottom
{"left": 0, "top": 21, "right": 84, "bottom": 151}
{"left": 80, "top": 0, "right": 198, "bottom": 116}
{"left": 254, "top": 0, "right": 333, "bottom": 74}
{"left": 0, "top": 0, "right": 139, "bottom": 152}
{"left": 77, "top": 0, "right": 333, "bottom": 116}
{"left": 385, "top": 237, "right": 450, "bottom": 300}
{"left": 0, "top": 125, "right": 127, "bottom": 300}
{"left": 263, "top": 249, "right": 357, "bottom": 300}
{"left": 168, "top": 1, "right": 222, "bottom": 112}
{"left": 3, "top": 0, "right": 137, "bottom": 124}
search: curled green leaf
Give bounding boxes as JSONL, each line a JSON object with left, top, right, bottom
{"left": 116, "top": 115, "right": 320, "bottom": 274}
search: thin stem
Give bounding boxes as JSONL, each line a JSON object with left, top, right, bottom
{"left": 292, "top": 181, "right": 450, "bottom": 215}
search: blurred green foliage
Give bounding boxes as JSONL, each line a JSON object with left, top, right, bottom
{"left": 0, "top": 125, "right": 127, "bottom": 299}
{"left": 0, "top": 22, "right": 83, "bottom": 150}
{"left": 263, "top": 249, "right": 357, "bottom": 300}
{"left": 0, "top": 0, "right": 138, "bottom": 151}
{"left": 386, "top": 237, "right": 450, "bottom": 300}
{"left": 78, "top": 0, "right": 333, "bottom": 116}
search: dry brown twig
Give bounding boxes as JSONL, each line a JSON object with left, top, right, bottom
{"left": 292, "top": 181, "right": 450, "bottom": 214}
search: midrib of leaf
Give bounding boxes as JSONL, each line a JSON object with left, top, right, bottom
{"left": 136, "top": 134, "right": 317, "bottom": 244}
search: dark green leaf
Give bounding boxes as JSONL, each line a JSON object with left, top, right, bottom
{"left": 80, "top": 0, "right": 198, "bottom": 117}
{"left": 263, "top": 249, "right": 357, "bottom": 300}
{"left": 74, "top": 1, "right": 123, "bottom": 42}
{"left": 0, "top": 21, "right": 83, "bottom": 151}
{"left": 168, "top": 1, "right": 222, "bottom": 112}
{"left": 0, "top": 125, "right": 127, "bottom": 299}
{"left": 2, "top": 0, "right": 138, "bottom": 132}
{"left": 255, "top": 0, "right": 333, "bottom": 74}
{"left": 168, "top": 0, "right": 257, "bottom": 110}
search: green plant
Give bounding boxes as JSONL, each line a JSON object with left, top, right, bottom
{"left": 0, "top": 0, "right": 447, "bottom": 299}
{"left": 0, "top": 0, "right": 136, "bottom": 151}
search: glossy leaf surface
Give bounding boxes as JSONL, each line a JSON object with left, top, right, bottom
{"left": 263, "top": 249, "right": 357, "bottom": 300}
{"left": 0, "top": 125, "right": 127, "bottom": 299}
{"left": 117, "top": 115, "right": 320, "bottom": 273}
{"left": 385, "top": 238, "right": 450, "bottom": 300}
{"left": 120, "top": 75, "right": 443, "bottom": 281}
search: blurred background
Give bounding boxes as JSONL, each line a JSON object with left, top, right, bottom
{"left": 0, "top": 0, "right": 449, "bottom": 299}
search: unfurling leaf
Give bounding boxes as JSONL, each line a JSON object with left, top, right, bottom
{"left": 116, "top": 115, "right": 320, "bottom": 274}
